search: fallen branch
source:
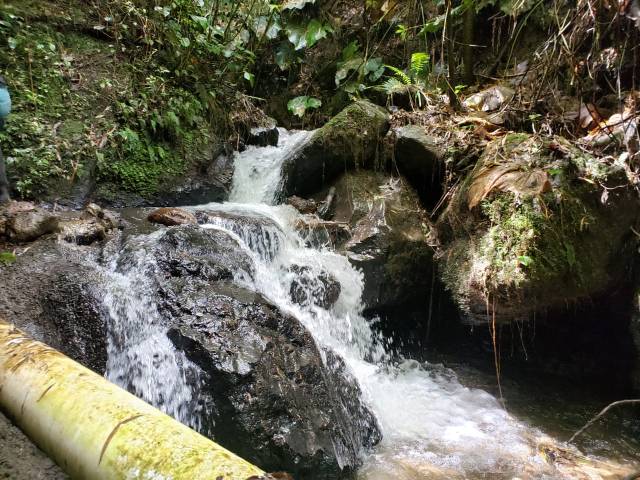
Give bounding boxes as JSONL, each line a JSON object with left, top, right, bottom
{"left": 568, "top": 399, "right": 640, "bottom": 443}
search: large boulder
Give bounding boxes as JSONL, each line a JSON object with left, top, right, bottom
{"left": 437, "top": 133, "right": 640, "bottom": 324}
{"left": 280, "top": 101, "right": 389, "bottom": 197}
{"left": 5, "top": 206, "right": 59, "bottom": 242}
{"left": 393, "top": 125, "right": 446, "bottom": 206}
{"left": 329, "top": 171, "right": 437, "bottom": 316}
{"left": 94, "top": 148, "right": 234, "bottom": 208}
{"left": 130, "top": 225, "right": 381, "bottom": 478}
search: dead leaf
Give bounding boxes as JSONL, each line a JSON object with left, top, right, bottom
{"left": 467, "top": 165, "right": 551, "bottom": 209}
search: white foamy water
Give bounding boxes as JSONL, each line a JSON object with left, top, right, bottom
{"left": 97, "top": 129, "right": 625, "bottom": 479}
{"left": 100, "top": 232, "right": 203, "bottom": 431}
{"left": 185, "top": 133, "right": 564, "bottom": 478}
{"left": 230, "top": 129, "right": 312, "bottom": 204}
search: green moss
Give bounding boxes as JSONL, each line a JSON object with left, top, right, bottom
{"left": 0, "top": 2, "right": 224, "bottom": 201}
{"left": 440, "top": 133, "right": 638, "bottom": 319}
{"left": 313, "top": 100, "right": 388, "bottom": 169}
{"left": 0, "top": 252, "right": 16, "bottom": 264}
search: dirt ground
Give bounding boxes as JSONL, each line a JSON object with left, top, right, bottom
{"left": 0, "top": 410, "right": 68, "bottom": 479}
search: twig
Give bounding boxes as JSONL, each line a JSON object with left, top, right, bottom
{"left": 568, "top": 399, "right": 640, "bottom": 443}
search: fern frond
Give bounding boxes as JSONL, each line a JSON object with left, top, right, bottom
{"left": 374, "top": 77, "right": 406, "bottom": 95}
{"left": 410, "top": 52, "right": 430, "bottom": 79}
{"left": 385, "top": 65, "right": 411, "bottom": 85}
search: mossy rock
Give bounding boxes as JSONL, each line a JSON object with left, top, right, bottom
{"left": 438, "top": 133, "right": 640, "bottom": 323}
{"left": 280, "top": 101, "right": 389, "bottom": 197}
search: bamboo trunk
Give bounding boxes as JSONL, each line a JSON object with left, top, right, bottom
{"left": 0, "top": 320, "right": 265, "bottom": 480}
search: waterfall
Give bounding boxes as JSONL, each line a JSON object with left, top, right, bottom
{"left": 100, "top": 232, "right": 203, "bottom": 431}
{"left": 230, "top": 129, "right": 312, "bottom": 204}
{"left": 184, "top": 132, "right": 558, "bottom": 478}
{"left": 87, "top": 125, "right": 638, "bottom": 478}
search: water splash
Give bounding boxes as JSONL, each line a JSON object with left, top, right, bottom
{"left": 230, "top": 128, "right": 312, "bottom": 205}
{"left": 192, "top": 131, "right": 578, "bottom": 478}
{"left": 193, "top": 200, "right": 553, "bottom": 478}
{"left": 100, "top": 232, "right": 203, "bottom": 431}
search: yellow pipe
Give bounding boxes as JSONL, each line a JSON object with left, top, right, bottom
{"left": 0, "top": 320, "right": 265, "bottom": 479}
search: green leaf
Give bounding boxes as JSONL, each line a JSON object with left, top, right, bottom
{"left": 287, "top": 96, "right": 322, "bottom": 117}
{"left": 364, "top": 57, "right": 385, "bottom": 82}
{"left": 286, "top": 23, "right": 307, "bottom": 50}
{"left": 341, "top": 41, "right": 359, "bottom": 60}
{"left": 517, "top": 255, "right": 534, "bottom": 267}
{"left": 335, "top": 57, "right": 363, "bottom": 86}
{"left": 166, "top": 111, "right": 180, "bottom": 127}
{"left": 304, "top": 19, "right": 329, "bottom": 48}
{"left": 410, "top": 52, "right": 430, "bottom": 78}
{"left": 419, "top": 4, "right": 466, "bottom": 34}
{"left": 385, "top": 65, "right": 411, "bottom": 85}
{"left": 275, "top": 41, "right": 296, "bottom": 70}
{"left": 243, "top": 71, "right": 255, "bottom": 87}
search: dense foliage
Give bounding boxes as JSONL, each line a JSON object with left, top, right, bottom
{"left": 0, "top": 0, "right": 638, "bottom": 199}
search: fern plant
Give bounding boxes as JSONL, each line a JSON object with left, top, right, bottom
{"left": 377, "top": 52, "right": 434, "bottom": 109}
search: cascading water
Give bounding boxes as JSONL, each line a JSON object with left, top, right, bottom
{"left": 189, "top": 130, "right": 559, "bottom": 478}
{"left": 96, "top": 129, "right": 632, "bottom": 478}
{"left": 100, "top": 232, "right": 203, "bottom": 431}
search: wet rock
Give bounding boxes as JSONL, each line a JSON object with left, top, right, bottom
{"left": 138, "top": 225, "right": 381, "bottom": 478}
{"left": 438, "top": 133, "right": 640, "bottom": 324}
{"left": 394, "top": 125, "right": 446, "bottom": 206}
{"left": 155, "top": 152, "right": 234, "bottom": 206}
{"left": 294, "top": 217, "right": 351, "bottom": 249}
{"left": 331, "top": 171, "right": 436, "bottom": 314}
{"left": 195, "top": 209, "right": 286, "bottom": 261}
{"left": 148, "top": 207, "right": 198, "bottom": 226}
{"left": 55, "top": 204, "right": 120, "bottom": 245}
{"left": 154, "top": 225, "right": 254, "bottom": 282}
{"left": 289, "top": 265, "right": 341, "bottom": 309}
{"left": 6, "top": 208, "right": 59, "bottom": 242}
{"left": 281, "top": 101, "right": 389, "bottom": 197}
{"left": 317, "top": 186, "right": 337, "bottom": 220}
{"left": 0, "top": 239, "right": 107, "bottom": 373}
{"left": 57, "top": 217, "right": 107, "bottom": 245}
{"left": 247, "top": 126, "right": 280, "bottom": 147}
{"left": 94, "top": 143, "right": 231, "bottom": 208}
{"left": 286, "top": 195, "right": 318, "bottom": 214}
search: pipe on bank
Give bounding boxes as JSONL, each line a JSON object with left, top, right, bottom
{"left": 0, "top": 320, "right": 265, "bottom": 479}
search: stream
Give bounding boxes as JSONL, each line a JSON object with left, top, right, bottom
{"left": 100, "top": 129, "right": 640, "bottom": 479}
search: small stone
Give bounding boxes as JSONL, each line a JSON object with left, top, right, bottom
{"left": 147, "top": 207, "right": 197, "bottom": 226}
{"left": 286, "top": 196, "right": 318, "bottom": 214}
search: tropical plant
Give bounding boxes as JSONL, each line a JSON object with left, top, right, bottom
{"left": 287, "top": 95, "right": 322, "bottom": 117}
{"left": 377, "top": 52, "right": 434, "bottom": 109}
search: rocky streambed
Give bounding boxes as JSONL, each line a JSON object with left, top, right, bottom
{"left": 1, "top": 102, "right": 640, "bottom": 479}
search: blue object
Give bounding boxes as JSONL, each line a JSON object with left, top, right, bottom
{"left": 0, "top": 86, "right": 11, "bottom": 120}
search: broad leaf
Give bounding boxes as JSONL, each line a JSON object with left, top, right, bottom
{"left": 287, "top": 96, "right": 322, "bottom": 117}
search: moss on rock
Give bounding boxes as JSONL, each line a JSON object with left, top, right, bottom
{"left": 438, "top": 133, "right": 639, "bottom": 323}
{"left": 281, "top": 101, "right": 389, "bottom": 197}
